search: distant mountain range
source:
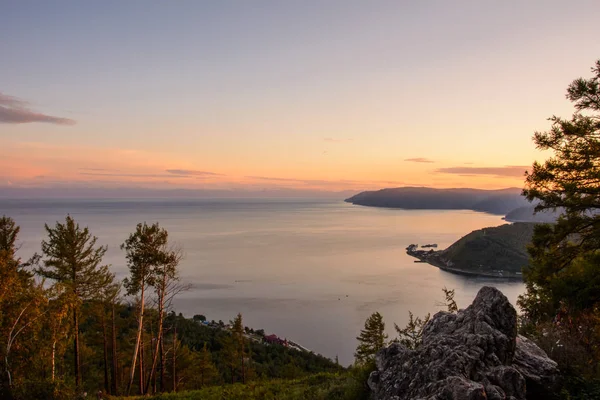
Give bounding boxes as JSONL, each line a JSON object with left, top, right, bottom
{"left": 345, "top": 187, "right": 556, "bottom": 221}
{"left": 503, "top": 206, "right": 562, "bottom": 223}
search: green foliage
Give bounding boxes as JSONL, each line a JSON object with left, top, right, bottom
{"left": 441, "top": 222, "right": 535, "bottom": 275}
{"left": 1, "top": 215, "right": 343, "bottom": 398}
{"left": 394, "top": 312, "right": 430, "bottom": 350}
{"left": 557, "top": 376, "right": 600, "bottom": 400}
{"left": 124, "top": 371, "right": 370, "bottom": 400}
{"left": 38, "top": 215, "right": 114, "bottom": 302}
{"left": 521, "top": 59, "right": 600, "bottom": 320}
{"left": 0, "top": 216, "right": 19, "bottom": 261}
{"left": 9, "top": 378, "right": 76, "bottom": 400}
{"left": 394, "top": 288, "right": 458, "bottom": 350}
{"left": 121, "top": 222, "right": 182, "bottom": 396}
{"left": 354, "top": 312, "right": 387, "bottom": 364}
{"left": 166, "top": 312, "right": 341, "bottom": 385}
{"left": 441, "top": 287, "right": 458, "bottom": 313}
{"left": 175, "top": 343, "right": 220, "bottom": 391}
{"left": 517, "top": 59, "right": 600, "bottom": 399}
{"left": 36, "top": 215, "right": 115, "bottom": 389}
{"left": 122, "top": 222, "right": 172, "bottom": 295}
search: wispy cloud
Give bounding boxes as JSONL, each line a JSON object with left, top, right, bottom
{"left": 404, "top": 157, "right": 435, "bottom": 163}
{"left": 434, "top": 165, "right": 529, "bottom": 178}
{"left": 246, "top": 176, "right": 332, "bottom": 185}
{"left": 80, "top": 172, "right": 190, "bottom": 179}
{"left": 78, "top": 167, "right": 121, "bottom": 172}
{"left": 246, "top": 175, "right": 406, "bottom": 188}
{"left": 324, "top": 137, "right": 352, "bottom": 143}
{"left": 0, "top": 92, "right": 76, "bottom": 125}
{"left": 166, "top": 169, "right": 223, "bottom": 176}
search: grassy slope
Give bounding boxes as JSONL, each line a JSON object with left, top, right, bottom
{"left": 440, "top": 223, "right": 535, "bottom": 274}
{"left": 121, "top": 371, "right": 369, "bottom": 400}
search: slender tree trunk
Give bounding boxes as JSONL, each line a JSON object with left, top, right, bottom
{"left": 139, "top": 333, "right": 144, "bottom": 395}
{"left": 240, "top": 345, "right": 245, "bottom": 384}
{"left": 3, "top": 355, "right": 11, "bottom": 388}
{"left": 172, "top": 326, "right": 177, "bottom": 392}
{"left": 102, "top": 310, "right": 109, "bottom": 393}
{"left": 73, "top": 308, "right": 80, "bottom": 388}
{"left": 127, "top": 283, "right": 145, "bottom": 395}
{"left": 145, "top": 273, "right": 166, "bottom": 394}
{"left": 152, "top": 323, "right": 157, "bottom": 394}
{"left": 159, "top": 333, "right": 165, "bottom": 392}
{"left": 51, "top": 339, "right": 56, "bottom": 382}
{"left": 148, "top": 322, "right": 156, "bottom": 395}
{"left": 111, "top": 303, "right": 118, "bottom": 395}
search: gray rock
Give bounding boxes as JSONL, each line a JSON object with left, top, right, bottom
{"left": 368, "top": 286, "right": 560, "bottom": 400}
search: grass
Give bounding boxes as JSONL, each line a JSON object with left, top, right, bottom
{"left": 117, "top": 370, "right": 371, "bottom": 400}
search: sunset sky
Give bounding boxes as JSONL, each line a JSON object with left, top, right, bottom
{"left": 2, "top": 1, "right": 600, "bottom": 195}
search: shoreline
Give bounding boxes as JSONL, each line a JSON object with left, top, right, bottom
{"left": 406, "top": 248, "right": 523, "bottom": 280}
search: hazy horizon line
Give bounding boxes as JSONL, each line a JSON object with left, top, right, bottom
{"left": 0, "top": 184, "right": 523, "bottom": 200}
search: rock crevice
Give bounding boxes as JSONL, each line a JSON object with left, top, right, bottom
{"left": 368, "top": 286, "right": 559, "bottom": 400}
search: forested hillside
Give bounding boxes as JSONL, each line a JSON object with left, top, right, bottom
{"left": 440, "top": 223, "right": 535, "bottom": 274}
{"left": 0, "top": 215, "right": 340, "bottom": 400}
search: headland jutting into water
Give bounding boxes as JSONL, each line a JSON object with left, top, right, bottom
{"left": 405, "top": 244, "right": 523, "bottom": 280}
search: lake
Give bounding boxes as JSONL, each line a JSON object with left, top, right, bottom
{"left": 0, "top": 198, "right": 525, "bottom": 365}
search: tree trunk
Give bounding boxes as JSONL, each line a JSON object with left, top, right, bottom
{"left": 102, "top": 310, "right": 109, "bottom": 393}
{"left": 240, "top": 346, "right": 245, "bottom": 384}
{"left": 145, "top": 273, "right": 166, "bottom": 394}
{"left": 139, "top": 333, "right": 144, "bottom": 395}
{"left": 172, "top": 326, "right": 177, "bottom": 392}
{"left": 126, "top": 283, "right": 145, "bottom": 395}
{"left": 73, "top": 308, "right": 80, "bottom": 388}
{"left": 3, "top": 354, "right": 11, "bottom": 388}
{"left": 159, "top": 334, "right": 165, "bottom": 392}
{"left": 111, "top": 302, "right": 118, "bottom": 395}
{"left": 51, "top": 339, "right": 56, "bottom": 382}
{"left": 147, "top": 322, "right": 156, "bottom": 395}
{"left": 152, "top": 324, "right": 157, "bottom": 395}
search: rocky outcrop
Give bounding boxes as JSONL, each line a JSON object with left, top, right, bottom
{"left": 368, "top": 286, "right": 560, "bottom": 400}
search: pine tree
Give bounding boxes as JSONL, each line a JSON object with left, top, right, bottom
{"left": 520, "top": 59, "right": 600, "bottom": 319}
{"left": 442, "top": 287, "right": 458, "bottom": 313}
{"left": 221, "top": 332, "right": 238, "bottom": 384}
{"left": 145, "top": 245, "right": 182, "bottom": 394}
{"left": 197, "top": 343, "right": 218, "bottom": 387}
{"left": 354, "top": 312, "right": 387, "bottom": 364}
{"left": 122, "top": 222, "right": 170, "bottom": 395}
{"left": 0, "top": 216, "right": 47, "bottom": 393}
{"left": 231, "top": 313, "right": 247, "bottom": 383}
{"left": 37, "top": 215, "right": 113, "bottom": 389}
{"left": 394, "top": 311, "right": 430, "bottom": 350}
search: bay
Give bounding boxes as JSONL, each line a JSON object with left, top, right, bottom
{"left": 0, "top": 198, "right": 525, "bottom": 365}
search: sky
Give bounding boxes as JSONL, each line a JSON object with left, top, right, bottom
{"left": 1, "top": 0, "right": 600, "bottom": 196}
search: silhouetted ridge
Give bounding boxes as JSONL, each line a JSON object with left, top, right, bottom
{"left": 345, "top": 187, "right": 528, "bottom": 215}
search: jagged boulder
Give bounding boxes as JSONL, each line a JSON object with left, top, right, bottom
{"left": 368, "top": 286, "right": 560, "bottom": 400}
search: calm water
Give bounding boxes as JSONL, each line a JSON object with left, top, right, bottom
{"left": 1, "top": 198, "right": 524, "bottom": 365}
